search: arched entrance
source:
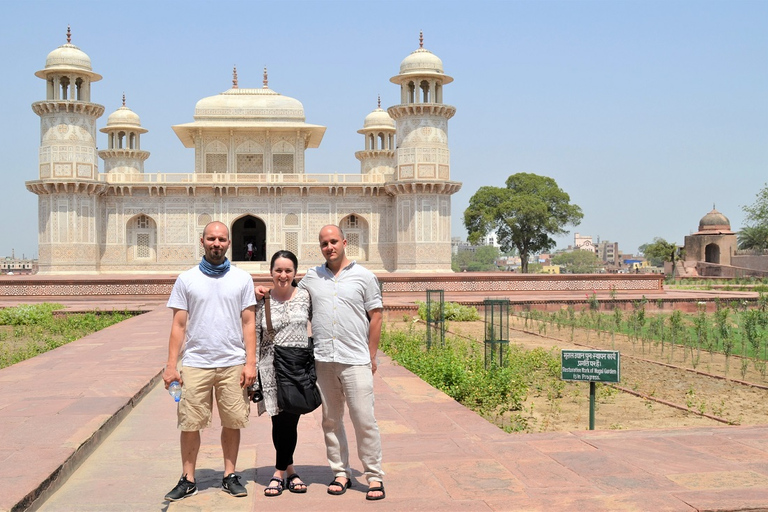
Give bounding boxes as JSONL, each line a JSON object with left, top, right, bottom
{"left": 705, "top": 243, "right": 720, "bottom": 264}
{"left": 231, "top": 215, "right": 266, "bottom": 262}
{"left": 340, "top": 214, "right": 369, "bottom": 261}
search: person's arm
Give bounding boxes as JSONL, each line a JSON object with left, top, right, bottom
{"left": 240, "top": 305, "right": 257, "bottom": 388}
{"left": 163, "top": 308, "right": 187, "bottom": 388}
{"left": 367, "top": 308, "right": 383, "bottom": 374}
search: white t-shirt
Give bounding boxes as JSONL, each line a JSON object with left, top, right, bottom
{"left": 167, "top": 265, "right": 257, "bottom": 368}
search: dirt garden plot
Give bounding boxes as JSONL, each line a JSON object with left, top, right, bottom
{"left": 385, "top": 314, "right": 768, "bottom": 432}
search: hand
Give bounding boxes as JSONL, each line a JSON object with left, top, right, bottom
{"left": 240, "top": 364, "right": 257, "bottom": 388}
{"left": 255, "top": 285, "right": 271, "bottom": 300}
{"left": 163, "top": 365, "right": 181, "bottom": 388}
{"left": 371, "top": 357, "right": 378, "bottom": 375}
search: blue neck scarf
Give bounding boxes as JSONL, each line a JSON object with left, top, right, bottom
{"left": 199, "top": 256, "right": 230, "bottom": 277}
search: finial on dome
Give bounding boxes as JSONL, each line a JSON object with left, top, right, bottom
{"left": 377, "top": 95, "right": 381, "bottom": 109}
{"left": 67, "top": 25, "right": 71, "bottom": 44}
{"left": 232, "top": 66, "right": 238, "bottom": 89}
{"left": 122, "top": 93, "right": 126, "bottom": 107}
{"left": 419, "top": 31, "right": 423, "bottom": 48}
{"left": 263, "top": 66, "right": 268, "bottom": 89}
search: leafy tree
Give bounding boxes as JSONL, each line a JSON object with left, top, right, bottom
{"left": 464, "top": 173, "right": 583, "bottom": 273}
{"left": 551, "top": 250, "right": 602, "bottom": 273}
{"left": 741, "top": 186, "right": 768, "bottom": 252}
{"left": 639, "top": 238, "right": 679, "bottom": 267}
{"left": 738, "top": 225, "right": 768, "bottom": 252}
{"left": 451, "top": 245, "right": 500, "bottom": 272}
{"left": 743, "top": 184, "right": 768, "bottom": 227}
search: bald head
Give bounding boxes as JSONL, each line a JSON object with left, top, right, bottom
{"left": 203, "top": 221, "right": 229, "bottom": 240}
{"left": 318, "top": 224, "right": 348, "bottom": 271}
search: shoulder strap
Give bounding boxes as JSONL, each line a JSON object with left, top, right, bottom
{"left": 264, "top": 290, "right": 275, "bottom": 337}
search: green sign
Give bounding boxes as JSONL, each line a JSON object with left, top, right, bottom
{"left": 561, "top": 350, "right": 620, "bottom": 383}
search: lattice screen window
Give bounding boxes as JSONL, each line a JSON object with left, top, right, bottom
{"left": 284, "top": 232, "right": 299, "bottom": 255}
{"left": 206, "top": 154, "right": 227, "bottom": 174}
{"left": 284, "top": 213, "right": 299, "bottom": 227}
{"left": 136, "top": 233, "right": 151, "bottom": 259}
{"left": 347, "top": 232, "right": 360, "bottom": 258}
{"left": 237, "top": 154, "right": 263, "bottom": 173}
{"left": 197, "top": 213, "right": 211, "bottom": 226}
{"left": 272, "top": 154, "right": 294, "bottom": 174}
{"left": 137, "top": 215, "right": 149, "bottom": 229}
{"left": 345, "top": 215, "right": 359, "bottom": 229}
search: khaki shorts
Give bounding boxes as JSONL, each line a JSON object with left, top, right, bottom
{"left": 178, "top": 365, "right": 249, "bottom": 431}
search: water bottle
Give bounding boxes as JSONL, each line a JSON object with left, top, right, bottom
{"left": 168, "top": 381, "right": 182, "bottom": 402}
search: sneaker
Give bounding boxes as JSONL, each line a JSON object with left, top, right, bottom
{"left": 222, "top": 473, "right": 248, "bottom": 497}
{"left": 165, "top": 474, "right": 198, "bottom": 501}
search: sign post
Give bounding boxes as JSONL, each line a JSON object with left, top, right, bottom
{"left": 561, "top": 350, "right": 620, "bottom": 430}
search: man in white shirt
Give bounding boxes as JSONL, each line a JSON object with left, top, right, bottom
{"left": 298, "top": 225, "right": 385, "bottom": 501}
{"left": 162, "top": 221, "right": 257, "bottom": 502}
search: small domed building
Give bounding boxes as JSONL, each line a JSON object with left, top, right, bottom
{"left": 27, "top": 29, "right": 461, "bottom": 274}
{"left": 682, "top": 207, "right": 737, "bottom": 275}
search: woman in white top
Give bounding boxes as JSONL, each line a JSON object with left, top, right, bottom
{"left": 255, "top": 250, "right": 312, "bottom": 496}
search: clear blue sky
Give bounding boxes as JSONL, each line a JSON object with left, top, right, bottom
{"left": 2, "top": 0, "right": 766, "bottom": 260}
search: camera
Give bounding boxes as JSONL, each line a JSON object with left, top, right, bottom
{"left": 249, "top": 382, "right": 263, "bottom": 403}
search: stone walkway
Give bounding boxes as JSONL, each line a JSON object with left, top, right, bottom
{"left": 2, "top": 294, "right": 768, "bottom": 511}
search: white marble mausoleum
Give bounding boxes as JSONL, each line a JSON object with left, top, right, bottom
{"left": 27, "top": 29, "right": 461, "bottom": 274}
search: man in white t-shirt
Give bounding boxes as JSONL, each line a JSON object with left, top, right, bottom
{"left": 162, "top": 221, "right": 257, "bottom": 502}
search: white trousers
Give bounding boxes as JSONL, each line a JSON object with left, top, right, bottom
{"left": 315, "top": 361, "right": 384, "bottom": 483}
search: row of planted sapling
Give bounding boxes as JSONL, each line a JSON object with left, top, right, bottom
{"left": 513, "top": 295, "right": 768, "bottom": 381}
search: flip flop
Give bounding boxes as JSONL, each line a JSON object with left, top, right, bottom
{"left": 366, "top": 482, "right": 385, "bottom": 501}
{"left": 264, "top": 477, "right": 284, "bottom": 497}
{"left": 327, "top": 478, "right": 352, "bottom": 495}
{"left": 287, "top": 473, "right": 307, "bottom": 494}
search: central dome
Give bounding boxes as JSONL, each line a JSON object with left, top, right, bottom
{"left": 194, "top": 87, "right": 306, "bottom": 123}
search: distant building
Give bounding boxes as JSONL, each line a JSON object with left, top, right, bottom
{"left": 596, "top": 240, "right": 620, "bottom": 265}
{"left": 1, "top": 253, "right": 38, "bottom": 275}
{"left": 574, "top": 233, "right": 596, "bottom": 253}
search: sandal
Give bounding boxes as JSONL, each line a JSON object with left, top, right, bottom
{"left": 366, "top": 482, "right": 385, "bottom": 501}
{"left": 264, "top": 477, "right": 284, "bottom": 497}
{"left": 287, "top": 473, "right": 307, "bottom": 494}
{"left": 327, "top": 478, "right": 352, "bottom": 495}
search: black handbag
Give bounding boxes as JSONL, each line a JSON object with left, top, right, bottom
{"left": 265, "top": 292, "right": 322, "bottom": 415}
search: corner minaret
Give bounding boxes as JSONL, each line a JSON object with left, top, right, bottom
{"left": 355, "top": 96, "right": 396, "bottom": 176}
{"left": 99, "top": 94, "right": 150, "bottom": 174}
{"left": 386, "top": 33, "right": 461, "bottom": 271}
{"left": 27, "top": 27, "right": 105, "bottom": 274}
{"left": 31, "top": 26, "right": 104, "bottom": 181}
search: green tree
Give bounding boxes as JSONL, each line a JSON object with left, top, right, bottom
{"left": 451, "top": 245, "right": 500, "bottom": 272}
{"left": 551, "top": 250, "right": 602, "bottom": 273}
{"left": 738, "top": 225, "right": 768, "bottom": 252}
{"left": 639, "top": 238, "right": 678, "bottom": 267}
{"left": 743, "top": 184, "right": 768, "bottom": 227}
{"left": 740, "top": 186, "right": 768, "bottom": 253}
{"left": 464, "top": 173, "right": 583, "bottom": 273}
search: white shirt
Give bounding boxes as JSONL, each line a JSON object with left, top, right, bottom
{"left": 167, "top": 265, "right": 257, "bottom": 368}
{"left": 299, "top": 261, "right": 382, "bottom": 364}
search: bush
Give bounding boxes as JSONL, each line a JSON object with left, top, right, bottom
{"left": 0, "top": 303, "right": 63, "bottom": 325}
{"left": 380, "top": 325, "right": 560, "bottom": 427}
{"left": 415, "top": 301, "right": 480, "bottom": 322}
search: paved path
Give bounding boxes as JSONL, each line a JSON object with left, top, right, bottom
{"left": 2, "top": 294, "right": 768, "bottom": 511}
